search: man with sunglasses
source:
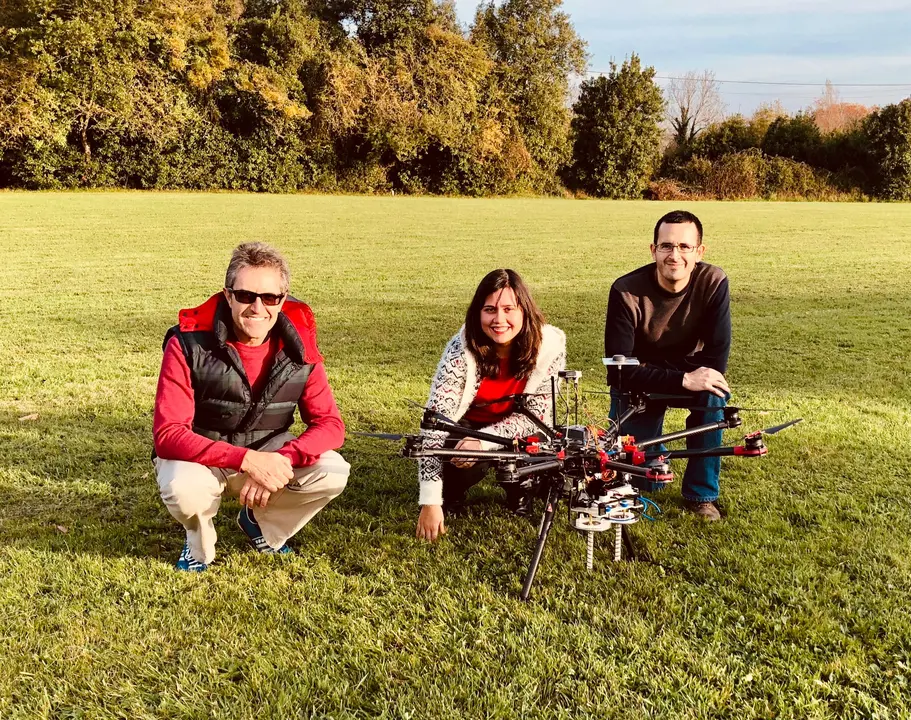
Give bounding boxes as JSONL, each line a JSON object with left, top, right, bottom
{"left": 604, "top": 210, "right": 731, "bottom": 521}
{"left": 153, "top": 242, "right": 349, "bottom": 571}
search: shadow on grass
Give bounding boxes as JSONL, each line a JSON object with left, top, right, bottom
{"left": 0, "top": 406, "right": 533, "bottom": 582}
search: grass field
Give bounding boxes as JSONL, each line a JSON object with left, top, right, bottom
{"left": 1, "top": 192, "right": 910, "bottom": 719}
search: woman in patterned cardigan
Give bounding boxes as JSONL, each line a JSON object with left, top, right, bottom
{"left": 416, "top": 269, "right": 567, "bottom": 542}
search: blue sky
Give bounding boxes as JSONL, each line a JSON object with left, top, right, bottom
{"left": 453, "top": 0, "right": 911, "bottom": 114}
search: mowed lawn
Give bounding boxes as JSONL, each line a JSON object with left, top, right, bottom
{"left": 1, "top": 193, "right": 909, "bottom": 719}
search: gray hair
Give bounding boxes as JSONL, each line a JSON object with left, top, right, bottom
{"left": 225, "top": 242, "right": 291, "bottom": 293}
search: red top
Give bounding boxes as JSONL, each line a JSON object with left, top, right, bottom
{"left": 153, "top": 295, "right": 344, "bottom": 470}
{"left": 463, "top": 357, "right": 528, "bottom": 424}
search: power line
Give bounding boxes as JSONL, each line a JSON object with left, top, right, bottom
{"left": 586, "top": 71, "right": 911, "bottom": 88}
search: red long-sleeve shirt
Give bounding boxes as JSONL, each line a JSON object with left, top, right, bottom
{"left": 153, "top": 335, "right": 345, "bottom": 469}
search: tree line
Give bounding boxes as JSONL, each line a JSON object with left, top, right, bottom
{"left": 1, "top": 0, "right": 909, "bottom": 199}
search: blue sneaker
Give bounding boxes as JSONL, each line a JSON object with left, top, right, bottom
{"left": 176, "top": 542, "right": 208, "bottom": 572}
{"left": 236, "top": 506, "right": 293, "bottom": 554}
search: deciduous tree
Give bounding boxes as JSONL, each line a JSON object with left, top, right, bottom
{"left": 811, "top": 80, "right": 872, "bottom": 133}
{"left": 666, "top": 70, "right": 724, "bottom": 147}
{"left": 471, "top": 0, "right": 587, "bottom": 188}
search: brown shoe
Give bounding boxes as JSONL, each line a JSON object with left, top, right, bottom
{"left": 684, "top": 500, "right": 721, "bottom": 521}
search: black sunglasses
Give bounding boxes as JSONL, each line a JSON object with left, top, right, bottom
{"left": 226, "top": 288, "right": 286, "bottom": 306}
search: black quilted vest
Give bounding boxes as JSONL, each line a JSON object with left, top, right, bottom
{"left": 164, "top": 298, "right": 314, "bottom": 449}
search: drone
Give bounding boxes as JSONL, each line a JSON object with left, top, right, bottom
{"left": 358, "top": 356, "right": 802, "bottom": 601}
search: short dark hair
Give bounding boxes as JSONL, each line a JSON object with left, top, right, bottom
{"left": 653, "top": 210, "right": 703, "bottom": 245}
{"left": 464, "top": 269, "right": 545, "bottom": 380}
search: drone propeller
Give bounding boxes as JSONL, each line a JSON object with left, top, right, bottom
{"left": 353, "top": 432, "right": 409, "bottom": 441}
{"left": 405, "top": 398, "right": 457, "bottom": 425}
{"left": 581, "top": 390, "right": 694, "bottom": 403}
{"left": 756, "top": 418, "right": 803, "bottom": 435}
{"left": 472, "top": 391, "right": 550, "bottom": 409}
{"left": 645, "top": 393, "right": 701, "bottom": 402}
{"left": 678, "top": 405, "right": 784, "bottom": 413}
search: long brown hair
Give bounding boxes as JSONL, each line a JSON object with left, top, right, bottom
{"left": 464, "top": 269, "right": 545, "bottom": 380}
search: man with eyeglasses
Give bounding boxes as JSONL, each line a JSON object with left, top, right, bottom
{"left": 152, "top": 242, "right": 349, "bottom": 571}
{"left": 604, "top": 210, "right": 731, "bottom": 521}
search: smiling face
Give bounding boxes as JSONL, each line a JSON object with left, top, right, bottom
{"left": 223, "top": 266, "right": 286, "bottom": 346}
{"left": 480, "top": 287, "right": 524, "bottom": 354}
{"left": 650, "top": 221, "right": 706, "bottom": 293}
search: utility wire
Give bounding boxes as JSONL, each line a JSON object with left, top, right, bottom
{"left": 586, "top": 71, "right": 911, "bottom": 88}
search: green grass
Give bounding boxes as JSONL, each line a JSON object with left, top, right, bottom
{"left": 1, "top": 192, "right": 910, "bottom": 719}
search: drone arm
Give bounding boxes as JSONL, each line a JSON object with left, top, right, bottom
{"left": 642, "top": 444, "right": 767, "bottom": 461}
{"left": 613, "top": 396, "right": 648, "bottom": 432}
{"left": 633, "top": 415, "right": 740, "bottom": 449}
{"left": 511, "top": 458, "right": 564, "bottom": 478}
{"left": 420, "top": 414, "right": 520, "bottom": 448}
{"left": 602, "top": 458, "right": 671, "bottom": 479}
{"left": 513, "top": 399, "right": 556, "bottom": 439}
{"left": 474, "top": 349, "right": 565, "bottom": 448}
{"left": 406, "top": 447, "right": 531, "bottom": 461}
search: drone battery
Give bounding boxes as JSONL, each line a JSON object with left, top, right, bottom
{"left": 564, "top": 425, "right": 588, "bottom": 445}
{"left": 566, "top": 425, "right": 585, "bottom": 441}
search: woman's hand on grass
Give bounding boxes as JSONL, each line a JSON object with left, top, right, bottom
{"left": 416, "top": 505, "right": 447, "bottom": 542}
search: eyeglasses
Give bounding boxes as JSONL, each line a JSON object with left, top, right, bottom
{"left": 226, "top": 288, "right": 286, "bottom": 306}
{"left": 655, "top": 242, "right": 699, "bottom": 254}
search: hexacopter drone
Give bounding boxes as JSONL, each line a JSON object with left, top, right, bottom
{"left": 359, "top": 356, "right": 802, "bottom": 600}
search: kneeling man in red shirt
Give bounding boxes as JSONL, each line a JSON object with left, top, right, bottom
{"left": 153, "top": 242, "right": 349, "bottom": 571}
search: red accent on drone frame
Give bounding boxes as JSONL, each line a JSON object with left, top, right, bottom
{"left": 622, "top": 443, "right": 646, "bottom": 465}
{"left": 734, "top": 445, "right": 768, "bottom": 456}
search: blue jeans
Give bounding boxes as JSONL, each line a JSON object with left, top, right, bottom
{"left": 609, "top": 390, "right": 728, "bottom": 503}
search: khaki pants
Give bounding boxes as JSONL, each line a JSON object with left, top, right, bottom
{"left": 155, "top": 451, "right": 350, "bottom": 564}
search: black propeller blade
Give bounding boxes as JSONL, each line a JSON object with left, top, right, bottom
{"left": 758, "top": 418, "right": 803, "bottom": 435}
{"left": 678, "top": 406, "right": 783, "bottom": 413}
{"left": 472, "top": 391, "right": 550, "bottom": 409}
{"left": 580, "top": 390, "right": 694, "bottom": 403}
{"left": 353, "top": 432, "right": 408, "bottom": 441}
{"left": 405, "top": 398, "right": 456, "bottom": 425}
{"left": 645, "top": 393, "right": 701, "bottom": 402}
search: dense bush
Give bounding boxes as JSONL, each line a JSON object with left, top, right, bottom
{"left": 687, "top": 115, "right": 763, "bottom": 161}
{"left": 668, "top": 150, "right": 850, "bottom": 201}
{"left": 762, "top": 113, "right": 823, "bottom": 166}
{"left": 658, "top": 99, "right": 911, "bottom": 200}
{"left": 863, "top": 99, "right": 911, "bottom": 200}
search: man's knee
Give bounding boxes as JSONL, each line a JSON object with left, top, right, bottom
{"left": 320, "top": 451, "right": 350, "bottom": 495}
{"left": 694, "top": 390, "right": 728, "bottom": 407}
{"left": 156, "top": 460, "right": 221, "bottom": 517}
{"left": 291, "top": 450, "right": 350, "bottom": 496}
{"left": 687, "top": 391, "right": 727, "bottom": 420}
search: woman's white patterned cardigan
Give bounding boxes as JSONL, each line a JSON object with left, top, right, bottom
{"left": 418, "top": 324, "right": 567, "bottom": 505}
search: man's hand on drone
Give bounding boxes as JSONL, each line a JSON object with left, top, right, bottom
{"left": 683, "top": 367, "right": 730, "bottom": 398}
{"left": 241, "top": 450, "right": 294, "bottom": 492}
{"left": 452, "top": 438, "right": 483, "bottom": 468}
{"left": 416, "top": 504, "right": 447, "bottom": 542}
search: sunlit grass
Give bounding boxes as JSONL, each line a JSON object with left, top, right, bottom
{"left": 1, "top": 193, "right": 909, "bottom": 718}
